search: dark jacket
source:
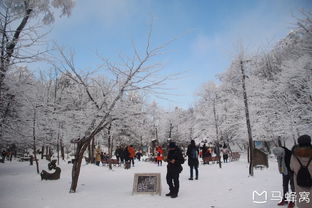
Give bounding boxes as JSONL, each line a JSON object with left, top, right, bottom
{"left": 167, "top": 147, "right": 184, "bottom": 174}
{"left": 282, "top": 146, "right": 292, "bottom": 172}
{"left": 187, "top": 144, "right": 199, "bottom": 167}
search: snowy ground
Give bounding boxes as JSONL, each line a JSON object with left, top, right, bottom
{"left": 0, "top": 155, "right": 287, "bottom": 208}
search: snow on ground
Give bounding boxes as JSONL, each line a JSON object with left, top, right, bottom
{"left": 0, "top": 155, "right": 284, "bottom": 208}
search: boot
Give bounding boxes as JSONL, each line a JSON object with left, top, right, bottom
{"left": 170, "top": 193, "right": 178, "bottom": 198}
{"left": 165, "top": 192, "right": 172, "bottom": 197}
{"left": 287, "top": 202, "right": 295, "bottom": 208}
{"left": 277, "top": 200, "right": 288, "bottom": 206}
{"left": 188, "top": 177, "right": 193, "bottom": 180}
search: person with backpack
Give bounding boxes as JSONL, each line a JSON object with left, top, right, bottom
{"left": 272, "top": 146, "right": 295, "bottom": 207}
{"left": 186, "top": 140, "right": 199, "bottom": 180}
{"left": 290, "top": 135, "right": 312, "bottom": 208}
{"left": 166, "top": 141, "right": 185, "bottom": 198}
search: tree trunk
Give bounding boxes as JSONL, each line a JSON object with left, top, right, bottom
{"left": 91, "top": 137, "right": 95, "bottom": 163}
{"left": 240, "top": 60, "right": 254, "bottom": 176}
{"left": 168, "top": 123, "right": 173, "bottom": 139}
{"left": 57, "top": 138, "right": 60, "bottom": 165}
{"left": 87, "top": 143, "right": 91, "bottom": 164}
{"left": 33, "top": 109, "right": 39, "bottom": 174}
{"left": 212, "top": 99, "right": 222, "bottom": 169}
{"left": 46, "top": 146, "right": 49, "bottom": 160}
{"left": 70, "top": 141, "right": 90, "bottom": 193}
{"left": 264, "top": 141, "right": 271, "bottom": 154}
{"left": 41, "top": 145, "right": 44, "bottom": 160}
{"left": 61, "top": 139, "right": 65, "bottom": 160}
{"left": 108, "top": 123, "right": 112, "bottom": 170}
{"left": 247, "top": 144, "right": 250, "bottom": 163}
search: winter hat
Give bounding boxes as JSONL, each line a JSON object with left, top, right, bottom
{"left": 169, "top": 142, "right": 176, "bottom": 148}
{"left": 297, "top": 135, "right": 312, "bottom": 147}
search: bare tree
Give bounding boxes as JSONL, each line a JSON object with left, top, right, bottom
{"left": 54, "top": 33, "right": 169, "bottom": 192}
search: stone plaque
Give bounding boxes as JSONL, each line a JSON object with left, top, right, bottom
{"left": 132, "top": 173, "right": 161, "bottom": 195}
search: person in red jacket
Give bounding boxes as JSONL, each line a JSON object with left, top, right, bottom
{"left": 156, "top": 146, "right": 163, "bottom": 166}
{"left": 128, "top": 145, "right": 136, "bottom": 167}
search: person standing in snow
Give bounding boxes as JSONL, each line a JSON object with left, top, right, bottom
{"left": 95, "top": 147, "right": 101, "bottom": 166}
{"left": 186, "top": 140, "right": 199, "bottom": 180}
{"left": 222, "top": 148, "right": 229, "bottom": 163}
{"left": 128, "top": 145, "right": 136, "bottom": 167}
{"left": 136, "top": 150, "right": 143, "bottom": 161}
{"left": 156, "top": 146, "right": 163, "bottom": 166}
{"left": 272, "top": 145, "right": 295, "bottom": 208}
{"left": 166, "top": 142, "right": 185, "bottom": 198}
{"left": 290, "top": 135, "right": 312, "bottom": 208}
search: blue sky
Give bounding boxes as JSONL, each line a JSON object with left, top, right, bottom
{"left": 47, "top": 0, "right": 312, "bottom": 110}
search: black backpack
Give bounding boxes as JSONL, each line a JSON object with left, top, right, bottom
{"left": 295, "top": 156, "right": 312, "bottom": 188}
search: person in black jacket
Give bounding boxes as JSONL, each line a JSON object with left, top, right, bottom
{"left": 166, "top": 142, "right": 185, "bottom": 198}
{"left": 186, "top": 140, "right": 199, "bottom": 180}
{"left": 272, "top": 146, "right": 295, "bottom": 207}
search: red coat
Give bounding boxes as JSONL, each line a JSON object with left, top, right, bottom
{"left": 128, "top": 146, "right": 135, "bottom": 158}
{"left": 156, "top": 153, "right": 163, "bottom": 161}
{"left": 156, "top": 146, "right": 163, "bottom": 154}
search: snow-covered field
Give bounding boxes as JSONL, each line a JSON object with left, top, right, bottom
{"left": 0, "top": 155, "right": 284, "bottom": 208}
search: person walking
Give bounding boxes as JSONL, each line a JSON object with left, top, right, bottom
{"left": 186, "top": 140, "right": 199, "bottom": 180}
{"left": 272, "top": 146, "right": 295, "bottom": 208}
{"left": 166, "top": 142, "right": 184, "bottom": 198}
{"left": 290, "top": 135, "right": 312, "bottom": 208}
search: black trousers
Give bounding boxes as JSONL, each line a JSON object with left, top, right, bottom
{"left": 166, "top": 171, "right": 180, "bottom": 194}
{"left": 190, "top": 165, "right": 198, "bottom": 179}
{"left": 282, "top": 172, "right": 295, "bottom": 200}
{"left": 129, "top": 158, "right": 134, "bottom": 166}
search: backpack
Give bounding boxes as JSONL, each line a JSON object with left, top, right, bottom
{"left": 295, "top": 156, "right": 312, "bottom": 188}
{"left": 190, "top": 148, "right": 198, "bottom": 159}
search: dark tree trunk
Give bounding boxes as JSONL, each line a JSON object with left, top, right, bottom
{"left": 240, "top": 60, "right": 254, "bottom": 176}
{"left": 41, "top": 145, "right": 44, "bottom": 159}
{"left": 91, "top": 137, "right": 95, "bottom": 163}
{"left": 57, "top": 139, "right": 60, "bottom": 165}
{"left": 87, "top": 143, "right": 91, "bottom": 163}
{"left": 61, "top": 139, "right": 65, "bottom": 161}
{"left": 168, "top": 123, "right": 173, "bottom": 139}
{"left": 264, "top": 141, "right": 271, "bottom": 154}
{"left": 212, "top": 99, "right": 222, "bottom": 169}
{"left": 33, "top": 109, "right": 39, "bottom": 174}
{"left": 70, "top": 141, "right": 89, "bottom": 193}
{"left": 107, "top": 122, "right": 112, "bottom": 170}
{"left": 247, "top": 143, "right": 250, "bottom": 163}
{"left": 46, "top": 146, "right": 49, "bottom": 160}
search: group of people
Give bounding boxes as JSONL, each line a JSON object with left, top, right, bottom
{"left": 114, "top": 145, "right": 143, "bottom": 167}
{"left": 273, "top": 135, "right": 312, "bottom": 208}
{"left": 1, "top": 149, "right": 14, "bottom": 163}
{"left": 200, "top": 143, "right": 230, "bottom": 164}
{"left": 94, "top": 148, "right": 109, "bottom": 166}
{"left": 94, "top": 145, "right": 141, "bottom": 167}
